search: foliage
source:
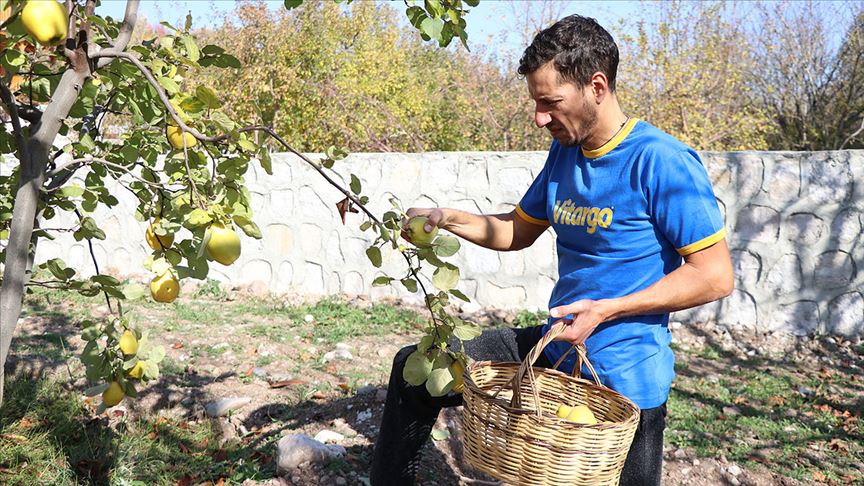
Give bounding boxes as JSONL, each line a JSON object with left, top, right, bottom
{"left": 194, "top": 0, "right": 547, "bottom": 153}
{"left": 748, "top": 1, "right": 864, "bottom": 150}
{"left": 0, "top": 0, "right": 488, "bottom": 407}
{"left": 616, "top": 1, "right": 774, "bottom": 151}
{"left": 0, "top": 0, "right": 270, "bottom": 406}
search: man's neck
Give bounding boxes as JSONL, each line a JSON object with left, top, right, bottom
{"left": 583, "top": 100, "right": 628, "bottom": 151}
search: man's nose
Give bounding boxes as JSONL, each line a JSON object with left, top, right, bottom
{"left": 534, "top": 110, "right": 551, "bottom": 128}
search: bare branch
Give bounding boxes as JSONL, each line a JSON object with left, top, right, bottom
{"left": 63, "top": 0, "right": 78, "bottom": 60}
{"left": 96, "top": 0, "right": 139, "bottom": 69}
{"left": 46, "top": 157, "right": 182, "bottom": 191}
{"left": 840, "top": 115, "right": 864, "bottom": 149}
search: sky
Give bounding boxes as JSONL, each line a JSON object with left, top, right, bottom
{"left": 94, "top": 0, "right": 643, "bottom": 58}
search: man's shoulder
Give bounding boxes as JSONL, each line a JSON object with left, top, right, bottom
{"left": 630, "top": 121, "right": 698, "bottom": 163}
{"left": 631, "top": 120, "right": 691, "bottom": 152}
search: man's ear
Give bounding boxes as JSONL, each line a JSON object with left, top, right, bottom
{"left": 590, "top": 71, "right": 610, "bottom": 104}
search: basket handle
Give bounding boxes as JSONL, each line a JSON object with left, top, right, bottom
{"left": 504, "top": 321, "right": 602, "bottom": 415}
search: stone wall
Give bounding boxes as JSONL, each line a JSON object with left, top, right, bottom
{"left": 22, "top": 150, "right": 864, "bottom": 336}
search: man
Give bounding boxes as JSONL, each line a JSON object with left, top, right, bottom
{"left": 370, "top": 14, "right": 734, "bottom": 486}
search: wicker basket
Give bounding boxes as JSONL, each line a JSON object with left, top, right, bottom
{"left": 461, "top": 322, "right": 640, "bottom": 485}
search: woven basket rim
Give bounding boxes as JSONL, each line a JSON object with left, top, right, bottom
{"left": 464, "top": 359, "right": 641, "bottom": 424}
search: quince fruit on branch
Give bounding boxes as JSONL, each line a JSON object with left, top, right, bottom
{"left": 21, "top": 0, "right": 68, "bottom": 46}
{"left": 206, "top": 223, "right": 241, "bottom": 265}
{"left": 102, "top": 381, "right": 125, "bottom": 407}
{"left": 403, "top": 216, "right": 438, "bottom": 248}
{"left": 145, "top": 219, "right": 174, "bottom": 251}
{"left": 119, "top": 329, "right": 138, "bottom": 356}
{"left": 166, "top": 124, "right": 197, "bottom": 150}
{"left": 150, "top": 270, "right": 180, "bottom": 303}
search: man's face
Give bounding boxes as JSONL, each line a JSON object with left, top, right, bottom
{"left": 527, "top": 62, "right": 598, "bottom": 147}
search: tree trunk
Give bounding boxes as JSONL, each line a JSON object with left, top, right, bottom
{"left": 0, "top": 69, "right": 89, "bottom": 407}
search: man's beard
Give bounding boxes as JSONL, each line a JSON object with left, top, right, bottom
{"left": 560, "top": 98, "right": 599, "bottom": 148}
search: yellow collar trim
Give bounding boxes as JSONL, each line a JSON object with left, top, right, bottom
{"left": 582, "top": 117, "right": 639, "bottom": 159}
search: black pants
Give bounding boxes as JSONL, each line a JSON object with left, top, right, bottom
{"left": 369, "top": 325, "right": 666, "bottom": 486}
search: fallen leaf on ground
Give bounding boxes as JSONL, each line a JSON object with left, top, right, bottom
{"left": 269, "top": 379, "right": 308, "bottom": 388}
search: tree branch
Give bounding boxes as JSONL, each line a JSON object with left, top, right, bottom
{"left": 0, "top": 81, "right": 29, "bottom": 163}
{"left": 46, "top": 156, "right": 182, "bottom": 191}
{"left": 95, "top": 0, "right": 139, "bottom": 69}
{"left": 89, "top": 49, "right": 220, "bottom": 142}
{"left": 839, "top": 115, "right": 864, "bottom": 150}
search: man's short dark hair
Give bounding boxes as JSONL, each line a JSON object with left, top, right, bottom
{"left": 518, "top": 14, "right": 619, "bottom": 91}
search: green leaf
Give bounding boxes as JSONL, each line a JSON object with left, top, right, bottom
{"left": 91, "top": 275, "right": 121, "bottom": 287}
{"left": 454, "top": 322, "right": 482, "bottom": 341}
{"left": 122, "top": 283, "right": 147, "bottom": 300}
{"left": 425, "top": 0, "right": 444, "bottom": 18}
{"left": 284, "top": 0, "right": 303, "bottom": 9}
{"left": 233, "top": 214, "right": 263, "bottom": 239}
{"left": 257, "top": 148, "right": 273, "bottom": 175}
{"left": 195, "top": 85, "right": 221, "bottom": 109}
{"left": 237, "top": 139, "right": 257, "bottom": 152}
{"left": 420, "top": 17, "right": 445, "bottom": 42}
{"left": 143, "top": 360, "right": 160, "bottom": 380}
{"left": 430, "top": 428, "right": 451, "bottom": 441}
{"left": 449, "top": 289, "right": 470, "bottom": 302}
{"left": 81, "top": 323, "right": 103, "bottom": 341}
{"left": 433, "top": 235, "right": 460, "bottom": 257}
{"left": 148, "top": 345, "right": 166, "bottom": 363}
{"left": 166, "top": 250, "right": 183, "bottom": 266}
{"left": 187, "top": 208, "right": 212, "bottom": 226}
{"left": 84, "top": 383, "right": 110, "bottom": 397}
{"left": 406, "top": 6, "right": 427, "bottom": 28}
{"left": 426, "top": 368, "right": 454, "bottom": 397}
{"left": 418, "top": 335, "right": 435, "bottom": 353}
{"left": 158, "top": 76, "right": 180, "bottom": 95}
{"left": 201, "top": 45, "right": 225, "bottom": 55}
{"left": 366, "top": 246, "right": 382, "bottom": 268}
{"left": 359, "top": 221, "right": 372, "bottom": 231}
{"left": 78, "top": 133, "right": 97, "bottom": 152}
{"left": 432, "top": 264, "right": 459, "bottom": 291}
{"left": 81, "top": 341, "right": 101, "bottom": 366}
{"left": 372, "top": 276, "right": 393, "bottom": 287}
{"left": 220, "top": 54, "right": 241, "bottom": 69}
{"left": 59, "top": 185, "right": 85, "bottom": 198}
{"left": 403, "top": 350, "right": 432, "bottom": 385}
{"left": 2, "top": 49, "right": 26, "bottom": 67}
{"left": 182, "top": 35, "right": 199, "bottom": 62}
{"left": 350, "top": 174, "right": 361, "bottom": 195}
{"left": 210, "top": 110, "right": 236, "bottom": 131}
{"left": 401, "top": 278, "right": 417, "bottom": 293}
{"left": 151, "top": 258, "right": 172, "bottom": 276}
{"left": 76, "top": 216, "right": 106, "bottom": 240}
{"left": 159, "top": 21, "right": 179, "bottom": 32}
{"left": 326, "top": 145, "right": 348, "bottom": 160}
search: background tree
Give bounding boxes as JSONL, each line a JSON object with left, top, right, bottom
{"left": 614, "top": 1, "right": 773, "bottom": 151}
{"left": 749, "top": 1, "right": 864, "bottom": 150}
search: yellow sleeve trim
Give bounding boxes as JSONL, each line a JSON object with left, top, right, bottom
{"left": 582, "top": 117, "right": 639, "bottom": 159}
{"left": 515, "top": 204, "right": 550, "bottom": 227}
{"left": 677, "top": 228, "right": 727, "bottom": 256}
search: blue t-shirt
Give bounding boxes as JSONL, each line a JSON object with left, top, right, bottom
{"left": 516, "top": 119, "right": 726, "bottom": 409}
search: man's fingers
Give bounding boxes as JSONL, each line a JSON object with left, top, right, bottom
{"left": 549, "top": 300, "right": 587, "bottom": 318}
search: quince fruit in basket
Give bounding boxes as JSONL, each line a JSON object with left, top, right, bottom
{"left": 556, "top": 404, "right": 598, "bottom": 424}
